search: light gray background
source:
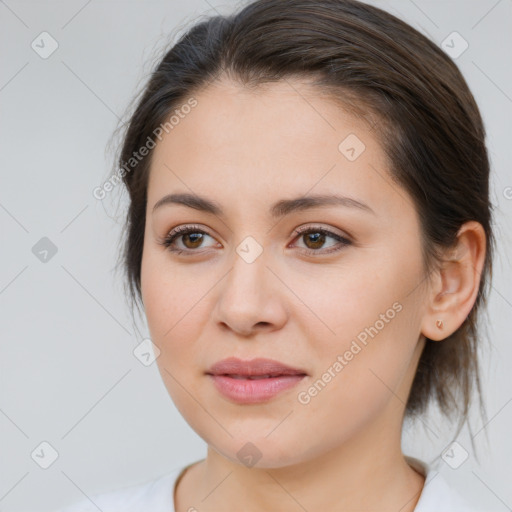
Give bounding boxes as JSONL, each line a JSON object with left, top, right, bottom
{"left": 1, "top": 1, "right": 511, "bottom": 511}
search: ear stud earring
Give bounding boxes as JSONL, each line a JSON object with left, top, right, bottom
{"left": 436, "top": 319, "right": 444, "bottom": 329}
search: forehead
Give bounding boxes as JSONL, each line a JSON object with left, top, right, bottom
{"left": 147, "top": 78, "right": 413, "bottom": 220}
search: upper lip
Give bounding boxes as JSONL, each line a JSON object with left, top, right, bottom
{"left": 206, "top": 357, "right": 308, "bottom": 377}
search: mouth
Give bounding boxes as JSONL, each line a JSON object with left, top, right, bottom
{"left": 220, "top": 374, "right": 304, "bottom": 380}
{"left": 206, "top": 357, "right": 308, "bottom": 404}
{"left": 206, "top": 356, "right": 308, "bottom": 378}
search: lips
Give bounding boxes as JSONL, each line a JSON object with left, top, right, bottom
{"left": 206, "top": 357, "right": 308, "bottom": 378}
{"left": 205, "top": 357, "right": 308, "bottom": 404}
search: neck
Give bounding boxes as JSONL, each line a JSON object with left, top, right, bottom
{"left": 175, "top": 409, "right": 425, "bottom": 512}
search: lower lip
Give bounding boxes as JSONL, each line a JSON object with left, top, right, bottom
{"left": 208, "top": 374, "right": 306, "bottom": 404}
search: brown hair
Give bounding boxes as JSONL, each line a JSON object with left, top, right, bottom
{"left": 110, "top": 0, "right": 495, "bottom": 432}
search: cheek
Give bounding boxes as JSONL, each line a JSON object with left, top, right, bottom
{"left": 141, "top": 247, "right": 206, "bottom": 341}
{"left": 140, "top": 255, "right": 221, "bottom": 410}
{"left": 141, "top": 258, "right": 209, "bottom": 416}
{"left": 143, "top": 277, "right": 206, "bottom": 361}
{"left": 290, "top": 255, "right": 422, "bottom": 403}
{"left": 294, "top": 307, "right": 418, "bottom": 446}
{"left": 284, "top": 259, "right": 397, "bottom": 348}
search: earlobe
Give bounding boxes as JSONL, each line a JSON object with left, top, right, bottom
{"left": 420, "top": 221, "right": 486, "bottom": 342}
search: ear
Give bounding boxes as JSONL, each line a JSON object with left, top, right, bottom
{"left": 421, "top": 221, "right": 487, "bottom": 342}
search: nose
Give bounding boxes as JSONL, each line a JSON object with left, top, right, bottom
{"left": 212, "top": 246, "right": 288, "bottom": 337}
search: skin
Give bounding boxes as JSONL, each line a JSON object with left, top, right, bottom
{"left": 140, "top": 77, "right": 487, "bottom": 512}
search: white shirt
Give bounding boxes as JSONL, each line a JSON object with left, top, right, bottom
{"left": 56, "top": 456, "right": 480, "bottom": 511}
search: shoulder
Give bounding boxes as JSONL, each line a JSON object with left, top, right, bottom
{"left": 407, "top": 456, "right": 484, "bottom": 512}
{"left": 55, "top": 466, "right": 185, "bottom": 512}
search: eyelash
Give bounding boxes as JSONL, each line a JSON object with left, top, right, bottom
{"left": 158, "top": 224, "right": 352, "bottom": 257}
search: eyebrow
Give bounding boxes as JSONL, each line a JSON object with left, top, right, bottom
{"left": 152, "top": 192, "right": 376, "bottom": 218}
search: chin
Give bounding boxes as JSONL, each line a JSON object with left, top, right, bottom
{"left": 207, "top": 431, "right": 307, "bottom": 469}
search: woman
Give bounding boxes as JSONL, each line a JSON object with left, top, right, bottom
{"left": 59, "top": 0, "right": 494, "bottom": 510}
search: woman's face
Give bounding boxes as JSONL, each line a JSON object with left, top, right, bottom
{"left": 141, "top": 78, "right": 429, "bottom": 468}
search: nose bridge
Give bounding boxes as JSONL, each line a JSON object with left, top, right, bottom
{"left": 224, "top": 238, "right": 270, "bottom": 305}
{"left": 213, "top": 236, "right": 286, "bottom": 334}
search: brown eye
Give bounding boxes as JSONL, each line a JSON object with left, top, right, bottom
{"left": 159, "top": 225, "right": 217, "bottom": 254}
{"left": 159, "top": 224, "right": 352, "bottom": 257}
{"left": 302, "top": 231, "right": 326, "bottom": 250}
{"left": 181, "top": 232, "right": 205, "bottom": 249}
{"left": 292, "top": 226, "right": 352, "bottom": 255}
